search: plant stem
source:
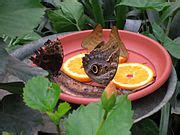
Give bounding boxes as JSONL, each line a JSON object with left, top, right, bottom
{"left": 159, "top": 103, "right": 171, "bottom": 135}
{"left": 56, "top": 124, "right": 62, "bottom": 135}
{"left": 143, "top": 10, "right": 149, "bottom": 32}
{"left": 91, "top": 0, "right": 105, "bottom": 27}
{"left": 75, "top": 23, "right": 81, "bottom": 31}
{"left": 96, "top": 110, "right": 108, "bottom": 135}
{"left": 165, "top": 16, "right": 172, "bottom": 36}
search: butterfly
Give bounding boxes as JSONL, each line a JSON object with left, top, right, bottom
{"left": 81, "top": 24, "right": 103, "bottom": 52}
{"left": 82, "top": 25, "right": 128, "bottom": 86}
{"left": 30, "top": 39, "right": 63, "bottom": 76}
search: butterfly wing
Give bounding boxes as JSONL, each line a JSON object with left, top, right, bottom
{"left": 110, "top": 26, "right": 128, "bottom": 58}
{"left": 30, "top": 39, "right": 64, "bottom": 76}
{"left": 82, "top": 28, "right": 120, "bottom": 86}
{"left": 81, "top": 24, "right": 103, "bottom": 52}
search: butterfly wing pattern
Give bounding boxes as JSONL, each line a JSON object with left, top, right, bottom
{"left": 82, "top": 26, "right": 125, "bottom": 86}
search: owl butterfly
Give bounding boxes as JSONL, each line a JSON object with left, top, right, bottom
{"left": 82, "top": 26, "right": 127, "bottom": 86}
{"left": 30, "top": 39, "right": 63, "bottom": 76}
{"left": 81, "top": 24, "right": 103, "bottom": 52}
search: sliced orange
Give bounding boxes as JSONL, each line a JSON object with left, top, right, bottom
{"left": 119, "top": 56, "right": 128, "bottom": 63}
{"left": 112, "top": 63, "right": 154, "bottom": 90}
{"left": 61, "top": 54, "right": 91, "bottom": 82}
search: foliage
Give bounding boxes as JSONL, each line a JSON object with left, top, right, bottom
{"left": 0, "top": 82, "right": 24, "bottom": 94}
{"left": 151, "top": 23, "right": 180, "bottom": 59}
{"left": 0, "top": 40, "right": 48, "bottom": 83}
{"left": 23, "top": 76, "right": 71, "bottom": 134}
{"left": 23, "top": 77, "right": 60, "bottom": 112}
{"left": 0, "top": 94, "right": 43, "bottom": 134}
{"left": 91, "top": 0, "right": 105, "bottom": 27}
{"left": 47, "top": 0, "right": 87, "bottom": 32}
{"left": 23, "top": 76, "right": 133, "bottom": 135}
{"left": 65, "top": 95, "right": 133, "bottom": 135}
{"left": 0, "top": 0, "right": 44, "bottom": 38}
{"left": 0, "top": 0, "right": 180, "bottom": 134}
{"left": 116, "top": 0, "right": 169, "bottom": 11}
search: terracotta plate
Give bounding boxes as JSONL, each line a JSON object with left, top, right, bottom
{"left": 57, "top": 29, "right": 172, "bottom": 104}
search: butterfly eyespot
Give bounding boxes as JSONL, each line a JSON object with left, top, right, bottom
{"left": 91, "top": 65, "right": 99, "bottom": 74}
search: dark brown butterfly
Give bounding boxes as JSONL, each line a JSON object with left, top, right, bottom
{"left": 82, "top": 26, "right": 122, "bottom": 85}
{"left": 30, "top": 38, "right": 63, "bottom": 76}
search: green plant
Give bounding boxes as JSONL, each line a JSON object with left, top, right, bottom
{"left": 23, "top": 76, "right": 71, "bottom": 135}
{"left": 0, "top": 0, "right": 180, "bottom": 134}
{"left": 23, "top": 76, "right": 133, "bottom": 135}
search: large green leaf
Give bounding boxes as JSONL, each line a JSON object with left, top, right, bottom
{"left": 152, "top": 23, "right": 180, "bottom": 59}
{"left": 161, "top": 2, "right": 180, "bottom": 22}
{"left": 65, "top": 95, "right": 133, "bottom": 135}
{"left": 169, "top": 10, "right": 180, "bottom": 39}
{"left": 98, "top": 96, "right": 133, "bottom": 135}
{"left": 48, "top": 1, "right": 85, "bottom": 32}
{"left": 91, "top": 0, "right": 105, "bottom": 26}
{"left": 23, "top": 76, "right": 60, "bottom": 112}
{"left": 12, "top": 32, "right": 41, "bottom": 46}
{"left": 0, "top": 82, "right": 24, "bottom": 94}
{"left": 116, "top": 0, "right": 169, "bottom": 11}
{"left": 0, "top": 94, "right": 43, "bottom": 134}
{"left": 0, "top": 40, "right": 48, "bottom": 82}
{"left": 0, "top": 0, "right": 44, "bottom": 37}
{"left": 116, "top": 0, "right": 128, "bottom": 29}
{"left": 102, "top": 0, "right": 116, "bottom": 20}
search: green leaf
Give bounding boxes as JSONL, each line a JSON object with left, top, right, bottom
{"left": 152, "top": 23, "right": 180, "bottom": 59}
{"left": 116, "top": 0, "right": 169, "bottom": 11}
{"left": 47, "top": 102, "right": 71, "bottom": 125}
{"left": 161, "top": 2, "right": 180, "bottom": 22}
{"left": 0, "top": 0, "right": 44, "bottom": 37}
{"left": 159, "top": 103, "right": 170, "bottom": 135}
{"left": 142, "top": 31, "right": 158, "bottom": 41}
{"left": 23, "top": 76, "right": 60, "bottom": 112}
{"left": 102, "top": 0, "right": 116, "bottom": 20}
{"left": 131, "top": 118, "right": 159, "bottom": 135}
{"left": 151, "top": 23, "right": 166, "bottom": 43}
{"left": 171, "top": 81, "right": 180, "bottom": 114}
{"left": 2, "top": 132, "right": 13, "bottom": 135}
{"left": 65, "top": 103, "right": 103, "bottom": 135}
{"left": 169, "top": 10, "right": 180, "bottom": 39}
{"left": 12, "top": 32, "right": 41, "bottom": 46}
{"left": 0, "top": 43, "right": 48, "bottom": 82}
{"left": 91, "top": 0, "right": 105, "bottom": 26}
{"left": 57, "top": 102, "right": 71, "bottom": 118}
{"left": 101, "top": 92, "right": 116, "bottom": 112}
{"left": 116, "top": 0, "right": 128, "bottom": 29}
{"left": 65, "top": 95, "right": 133, "bottom": 135}
{"left": 48, "top": 1, "right": 84, "bottom": 32}
{"left": 0, "top": 94, "right": 43, "bottom": 134}
{"left": 163, "top": 38, "right": 180, "bottom": 59}
{"left": 98, "top": 95, "right": 133, "bottom": 135}
{"left": 0, "top": 82, "right": 24, "bottom": 94}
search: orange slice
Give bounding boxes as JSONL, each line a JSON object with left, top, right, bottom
{"left": 119, "top": 56, "right": 127, "bottom": 63}
{"left": 112, "top": 63, "right": 154, "bottom": 90}
{"left": 61, "top": 54, "right": 91, "bottom": 82}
